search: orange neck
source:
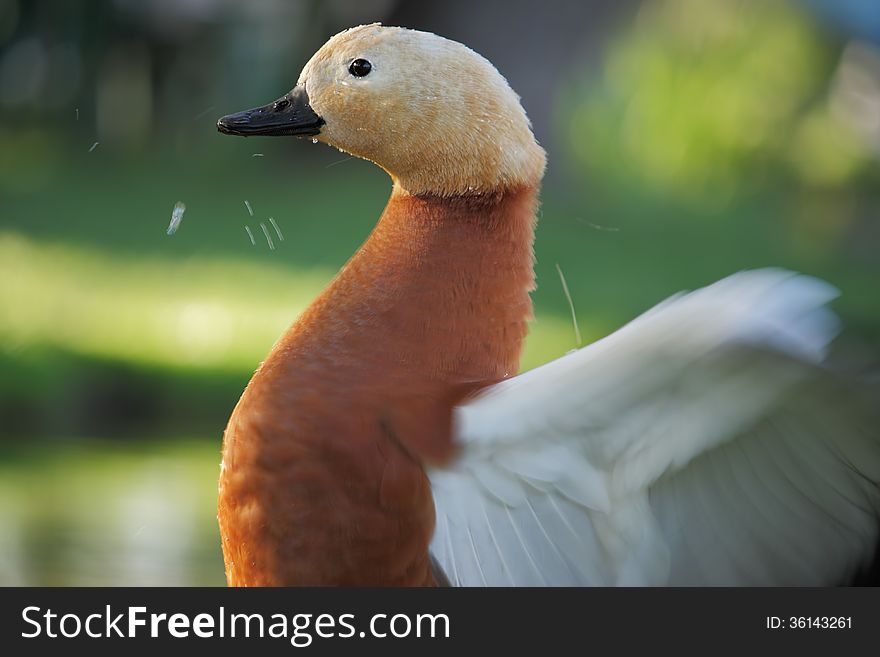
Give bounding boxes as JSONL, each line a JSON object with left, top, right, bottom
{"left": 323, "top": 188, "right": 536, "bottom": 386}
{"left": 219, "top": 184, "right": 539, "bottom": 585}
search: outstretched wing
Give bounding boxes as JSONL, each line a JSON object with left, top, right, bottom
{"left": 429, "top": 270, "right": 880, "bottom": 586}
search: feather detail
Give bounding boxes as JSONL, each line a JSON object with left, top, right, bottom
{"left": 431, "top": 270, "right": 880, "bottom": 586}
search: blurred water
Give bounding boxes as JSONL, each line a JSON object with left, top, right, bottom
{"left": 0, "top": 440, "right": 225, "bottom": 586}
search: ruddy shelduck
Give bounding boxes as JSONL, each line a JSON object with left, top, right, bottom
{"left": 217, "top": 24, "right": 880, "bottom": 586}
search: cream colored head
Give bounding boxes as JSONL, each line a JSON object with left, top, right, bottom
{"left": 298, "top": 24, "right": 546, "bottom": 196}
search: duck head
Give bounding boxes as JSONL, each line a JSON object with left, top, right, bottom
{"left": 218, "top": 24, "right": 546, "bottom": 197}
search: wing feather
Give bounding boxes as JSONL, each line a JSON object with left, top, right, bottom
{"left": 430, "top": 270, "right": 880, "bottom": 585}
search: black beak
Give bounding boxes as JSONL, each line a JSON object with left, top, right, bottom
{"left": 217, "top": 85, "right": 324, "bottom": 137}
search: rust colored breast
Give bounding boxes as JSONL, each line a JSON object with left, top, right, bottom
{"left": 218, "top": 184, "right": 539, "bottom": 586}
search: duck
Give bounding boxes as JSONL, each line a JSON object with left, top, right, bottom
{"left": 215, "top": 24, "right": 880, "bottom": 586}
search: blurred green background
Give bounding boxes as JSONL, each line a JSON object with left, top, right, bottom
{"left": 0, "top": 0, "right": 878, "bottom": 585}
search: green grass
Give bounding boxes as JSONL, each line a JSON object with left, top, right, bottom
{"left": 0, "top": 231, "right": 327, "bottom": 373}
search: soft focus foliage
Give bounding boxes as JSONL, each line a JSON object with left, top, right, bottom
{"left": 566, "top": 0, "right": 880, "bottom": 203}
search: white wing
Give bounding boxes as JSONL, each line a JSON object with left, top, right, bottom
{"left": 429, "top": 270, "right": 880, "bottom": 586}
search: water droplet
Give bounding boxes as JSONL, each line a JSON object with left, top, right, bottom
{"left": 311, "top": 138, "right": 318, "bottom": 144}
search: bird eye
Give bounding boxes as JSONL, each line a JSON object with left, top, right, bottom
{"left": 348, "top": 58, "right": 372, "bottom": 77}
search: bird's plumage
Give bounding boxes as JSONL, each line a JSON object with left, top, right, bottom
{"left": 219, "top": 184, "right": 540, "bottom": 585}
{"left": 295, "top": 24, "right": 546, "bottom": 196}
{"left": 217, "top": 24, "right": 880, "bottom": 586}
{"left": 431, "top": 270, "right": 880, "bottom": 585}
